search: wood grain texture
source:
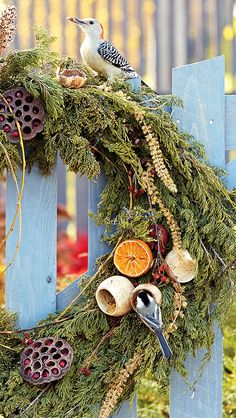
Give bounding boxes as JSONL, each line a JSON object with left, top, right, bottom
{"left": 172, "top": 55, "right": 225, "bottom": 167}
{"left": 225, "top": 96, "right": 236, "bottom": 189}
{"left": 226, "top": 159, "right": 236, "bottom": 190}
{"left": 170, "top": 56, "right": 225, "bottom": 418}
{"left": 6, "top": 163, "right": 57, "bottom": 329}
{"left": 225, "top": 95, "right": 236, "bottom": 151}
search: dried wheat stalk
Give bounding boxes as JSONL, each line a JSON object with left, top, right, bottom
{"left": 99, "top": 350, "right": 145, "bottom": 418}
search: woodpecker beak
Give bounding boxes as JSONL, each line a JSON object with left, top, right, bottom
{"left": 67, "top": 16, "right": 86, "bottom": 25}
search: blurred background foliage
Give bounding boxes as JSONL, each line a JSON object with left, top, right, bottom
{"left": 0, "top": 0, "right": 235, "bottom": 416}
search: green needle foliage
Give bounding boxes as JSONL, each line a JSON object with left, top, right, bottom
{"left": 0, "top": 27, "right": 235, "bottom": 417}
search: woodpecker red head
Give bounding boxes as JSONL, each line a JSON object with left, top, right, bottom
{"left": 67, "top": 16, "right": 138, "bottom": 81}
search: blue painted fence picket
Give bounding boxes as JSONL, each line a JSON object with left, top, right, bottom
{"left": 5, "top": 56, "right": 235, "bottom": 417}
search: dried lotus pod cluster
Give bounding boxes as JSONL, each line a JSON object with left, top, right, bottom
{"left": 0, "top": 87, "right": 45, "bottom": 143}
{"left": 20, "top": 337, "right": 73, "bottom": 385}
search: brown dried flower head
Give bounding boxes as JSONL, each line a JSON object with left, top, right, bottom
{"left": 0, "top": 3, "right": 17, "bottom": 56}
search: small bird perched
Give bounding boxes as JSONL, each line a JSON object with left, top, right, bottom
{"left": 67, "top": 17, "right": 139, "bottom": 81}
{"left": 136, "top": 290, "right": 173, "bottom": 359}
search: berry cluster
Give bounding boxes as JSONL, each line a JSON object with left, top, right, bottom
{"left": 127, "top": 169, "right": 145, "bottom": 199}
{"left": 79, "top": 367, "right": 91, "bottom": 377}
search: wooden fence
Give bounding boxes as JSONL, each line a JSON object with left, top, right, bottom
{"left": 6, "top": 0, "right": 236, "bottom": 241}
{"left": 5, "top": 55, "right": 235, "bottom": 417}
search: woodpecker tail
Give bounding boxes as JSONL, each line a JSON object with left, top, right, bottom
{"left": 155, "top": 330, "right": 173, "bottom": 359}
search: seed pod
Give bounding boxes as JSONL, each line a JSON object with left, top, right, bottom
{"left": 20, "top": 338, "right": 73, "bottom": 385}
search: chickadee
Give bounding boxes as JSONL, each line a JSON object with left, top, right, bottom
{"left": 136, "top": 290, "right": 173, "bottom": 359}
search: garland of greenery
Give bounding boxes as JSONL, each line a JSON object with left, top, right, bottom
{"left": 0, "top": 28, "right": 236, "bottom": 418}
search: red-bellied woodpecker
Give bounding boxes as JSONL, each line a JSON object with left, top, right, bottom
{"left": 67, "top": 17, "right": 139, "bottom": 81}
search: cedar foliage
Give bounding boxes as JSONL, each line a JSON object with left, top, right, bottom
{"left": 0, "top": 27, "right": 236, "bottom": 417}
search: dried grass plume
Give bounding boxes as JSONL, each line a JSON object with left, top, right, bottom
{"left": 0, "top": 2, "right": 17, "bottom": 56}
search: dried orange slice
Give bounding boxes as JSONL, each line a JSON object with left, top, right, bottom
{"left": 114, "top": 239, "right": 153, "bottom": 278}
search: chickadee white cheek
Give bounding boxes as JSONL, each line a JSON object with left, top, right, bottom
{"left": 136, "top": 297, "right": 144, "bottom": 311}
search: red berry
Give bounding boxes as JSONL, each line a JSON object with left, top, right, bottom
{"left": 59, "top": 360, "right": 66, "bottom": 368}
{"left": 152, "top": 272, "right": 161, "bottom": 280}
{"left": 149, "top": 224, "right": 157, "bottom": 238}
{"left": 28, "top": 338, "right": 33, "bottom": 344}
{"left": 23, "top": 359, "right": 31, "bottom": 366}
{"left": 84, "top": 368, "right": 91, "bottom": 377}
{"left": 162, "top": 262, "right": 168, "bottom": 270}
{"left": 3, "top": 124, "right": 11, "bottom": 132}
{"left": 0, "top": 115, "right": 5, "bottom": 122}
{"left": 32, "top": 372, "right": 40, "bottom": 380}
{"left": 128, "top": 185, "right": 134, "bottom": 192}
{"left": 79, "top": 367, "right": 85, "bottom": 374}
{"left": 43, "top": 370, "right": 49, "bottom": 378}
{"left": 11, "top": 130, "right": 19, "bottom": 139}
{"left": 157, "top": 225, "right": 169, "bottom": 245}
{"left": 133, "top": 188, "right": 139, "bottom": 197}
{"left": 138, "top": 189, "right": 145, "bottom": 195}
{"left": 160, "top": 274, "right": 167, "bottom": 282}
{"left": 160, "top": 246, "right": 166, "bottom": 255}
{"left": 149, "top": 224, "right": 169, "bottom": 246}
{"left": 52, "top": 368, "right": 59, "bottom": 375}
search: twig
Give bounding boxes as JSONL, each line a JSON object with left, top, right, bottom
{"left": 0, "top": 94, "right": 26, "bottom": 277}
{"left": 0, "top": 342, "right": 18, "bottom": 352}
{"left": 19, "top": 385, "right": 50, "bottom": 417}
{"left": 82, "top": 326, "right": 116, "bottom": 368}
{"left": 210, "top": 246, "right": 227, "bottom": 267}
{"left": 217, "top": 257, "right": 236, "bottom": 278}
{"left": 0, "top": 306, "right": 95, "bottom": 334}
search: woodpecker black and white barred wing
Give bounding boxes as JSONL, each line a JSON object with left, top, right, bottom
{"left": 98, "top": 41, "right": 137, "bottom": 78}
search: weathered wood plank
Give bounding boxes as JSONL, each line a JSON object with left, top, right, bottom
{"left": 226, "top": 158, "right": 236, "bottom": 190}
{"left": 170, "top": 56, "right": 225, "bottom": 418}
{"left": 225, "top": 95, "right": 236, "bottom": 151}
{"left": 6, "top": 163, "right": 57, "bottom": 328}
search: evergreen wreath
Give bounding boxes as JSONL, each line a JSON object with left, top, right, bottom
{"left": 0, "top": 27, "right": 236, "bottom": 418}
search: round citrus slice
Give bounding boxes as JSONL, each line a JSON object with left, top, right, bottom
{"left": 114, "top": 239, "right": 153, "bottom": 278}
